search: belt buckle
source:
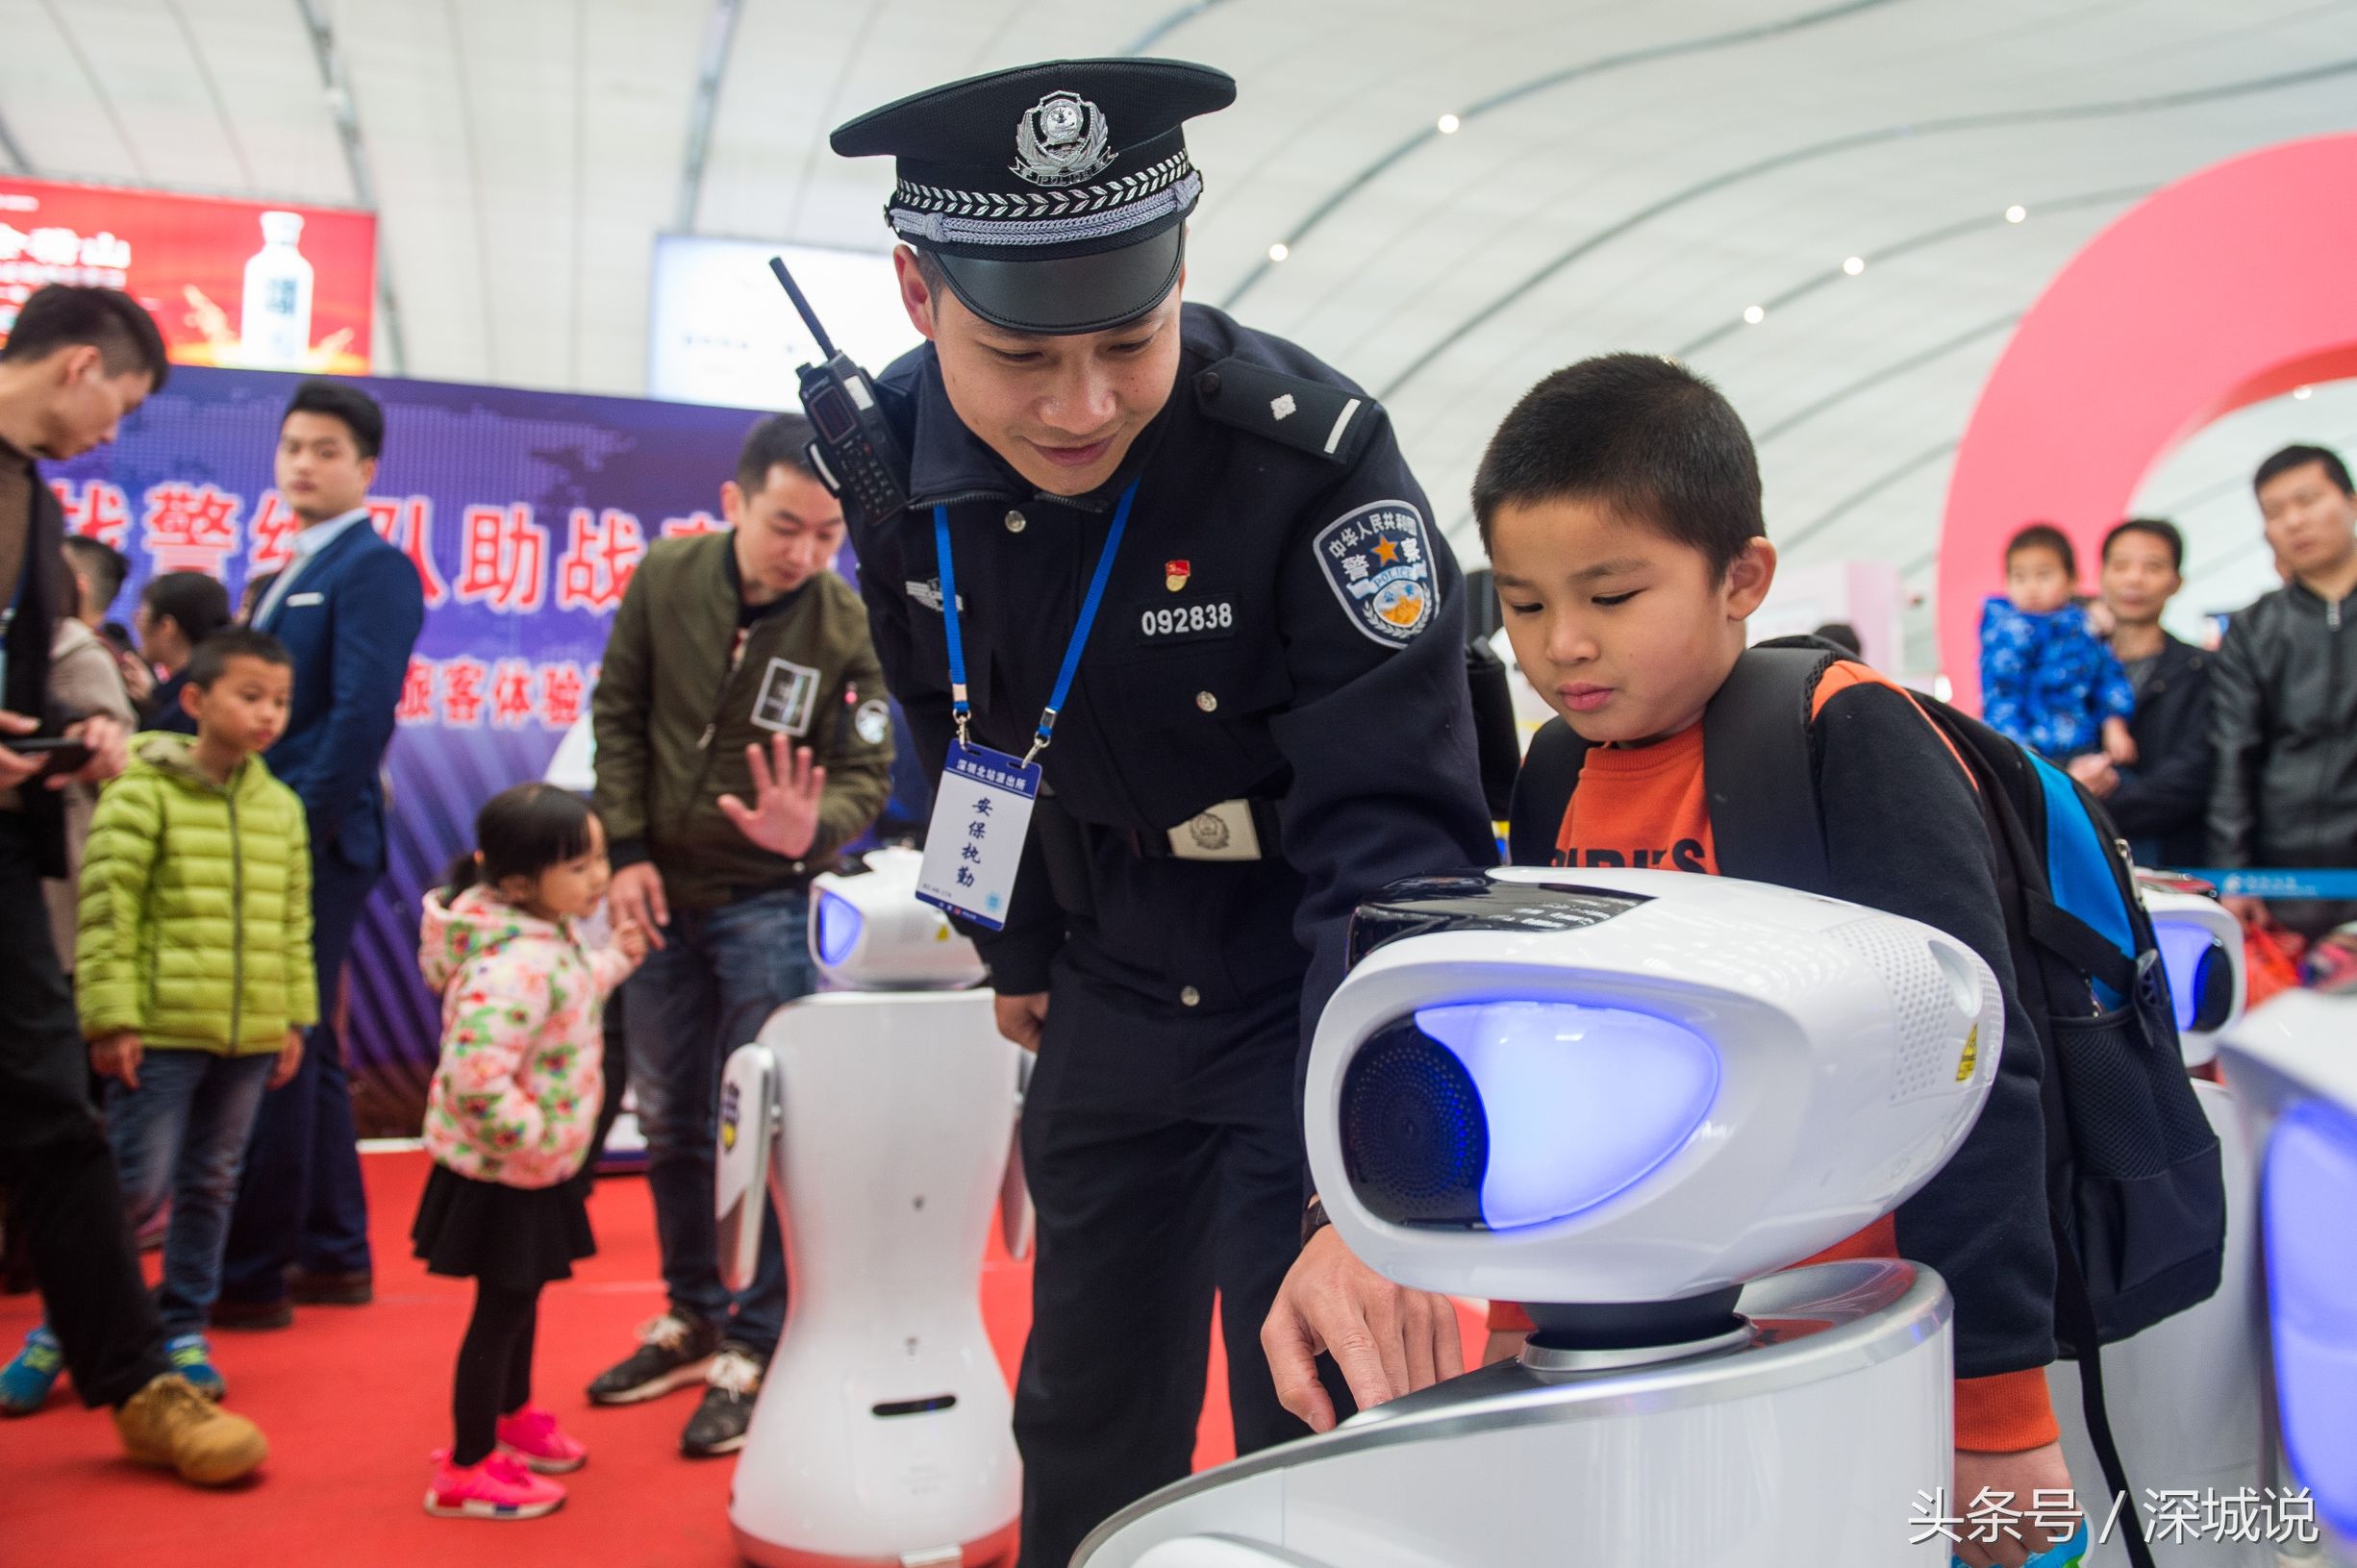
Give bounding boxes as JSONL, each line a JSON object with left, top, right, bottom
{"left": 1167, "top": 799, "right": 1262, "bottom": 862}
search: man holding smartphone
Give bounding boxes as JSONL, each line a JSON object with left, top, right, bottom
{"left": 0, "top": 285, "right": 268, "bottom": 1480}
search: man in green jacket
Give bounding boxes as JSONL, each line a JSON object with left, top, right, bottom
{"left": 12, "top": 628, "right": 312, "bottom": 1414}
{"left": 586, "top": 412, "right": 892, "bottom": 1456}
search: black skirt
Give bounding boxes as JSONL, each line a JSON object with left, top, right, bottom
{"left": 412, "top": 1163, "right": 595, "bottom": 1290}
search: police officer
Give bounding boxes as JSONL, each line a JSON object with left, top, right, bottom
{"left": 818, "top": 60, "right": 1496, "bottom": 1565}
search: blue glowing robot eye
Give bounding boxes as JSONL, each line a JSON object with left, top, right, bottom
{"left": 2264, "top": 1099, "right": 2357, "bottom": 1541}
{"left": 815, "top": 890, "right": 865, "bottom": 969}
{"left": 2151, "top": 919, "right": 2233, "bottom": 1033}
{"left": 1339, "top": 1001, "right": 1718, "bottom": 1232}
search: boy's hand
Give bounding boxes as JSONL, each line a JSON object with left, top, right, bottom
{"left": 1952, "top": 1442, "right": 2077, "bottom": 1567}
{"left": 613, "top": 918, "right": 650, "bottom": 964}
{"left": 2100, "top": 717, "right": 2137, "bottom": 766}
{"left": 1262, "top": 1224, "right": 1464, "bottom": 1433}
{"left": 271, "top": 1030, "right": 306, "bottom": 1089}
{"left": 89, "top": 1031, "right": 143, "bottom": 1089}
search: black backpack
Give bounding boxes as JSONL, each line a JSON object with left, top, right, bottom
{"left": 1508, "top": 639, "right": 2225, "bottom": 1568}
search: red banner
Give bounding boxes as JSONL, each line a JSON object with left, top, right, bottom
{"left": 0, "top": 176, "right": 374, "bottom": 373}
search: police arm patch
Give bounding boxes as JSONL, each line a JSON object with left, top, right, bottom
{"left": 1313, "top": 500, "right": 1438, "bottom": 647}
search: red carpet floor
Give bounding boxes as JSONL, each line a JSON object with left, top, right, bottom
{"left": 0, "top": 1148, "right": 1485, "bottom": 1567}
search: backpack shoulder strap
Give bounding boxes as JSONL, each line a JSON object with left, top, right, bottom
{"left": 1703, "top": 644, "right": 1838, "bottom": 892}
{"left": 1508, "top": 716, "right": 1588, "bottom": 865}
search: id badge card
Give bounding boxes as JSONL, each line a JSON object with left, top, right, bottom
{"left": 916, "top": 742, "right": 1041, "bottom": 931}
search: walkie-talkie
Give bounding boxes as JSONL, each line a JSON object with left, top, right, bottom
{"left": 770, "top": 256, "right": 911, "bottom": 521}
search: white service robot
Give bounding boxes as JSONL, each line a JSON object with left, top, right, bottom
{"left": 2219, "top": 928, "right": 2357, "bottom": 1567}
{"left": 715, "top": 845, "right": 1029, "bottom": 1568}
{"left": 1076, "top": 866, "right": 2003, "bottom": 1568}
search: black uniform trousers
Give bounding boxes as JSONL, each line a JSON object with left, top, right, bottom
{"left": 1015, "top": 946, "right": 1334, "bottom": 1568}
{"left": 0, "top": 811, "right": 173, "bottom": 1408}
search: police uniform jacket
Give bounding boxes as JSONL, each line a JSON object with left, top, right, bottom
{"left": 853, "top": 302, "right": 1498, "bottom": 1039}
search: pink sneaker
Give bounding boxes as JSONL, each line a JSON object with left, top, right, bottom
{"left": 495, "top": 1405, "right": 588, "bottom": 1474}
{"left": 423, "top": 1449, "right": 566, "bottom": 1519}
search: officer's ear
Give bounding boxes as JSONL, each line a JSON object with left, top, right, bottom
{"left": 892, "top": 245, "right": 940, "bottom": 344}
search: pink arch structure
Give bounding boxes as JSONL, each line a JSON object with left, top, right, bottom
{"left": 1941, "top": 133, "right": 2357, "bottom": 709}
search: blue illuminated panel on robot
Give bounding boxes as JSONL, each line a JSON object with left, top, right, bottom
{"left": 816, "top": 889, "right": 865, "bottom": 969}
{"left": 2150, "top": 918, "right": 2232, "bottom": 1033}
{"left": 2264, "top": 1098, "right": 2357, "bottom": 1540}
{"left": 1340, "top": 1001, "right": 1719, "bottom": 1232}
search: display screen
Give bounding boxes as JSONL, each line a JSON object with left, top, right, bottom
{"left": 647, "top": 236, "right": 920, "bottom": 408}
{"left": 0, "top": 176, "right": 375, "bottom": 373}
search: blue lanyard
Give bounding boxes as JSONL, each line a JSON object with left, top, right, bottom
{"left": 935, "top": 479, "right": 1139, "bottom": 764}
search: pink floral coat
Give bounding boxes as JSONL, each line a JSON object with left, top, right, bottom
{"left": 417, "top": 885, "right": 639, "bottom": 1189}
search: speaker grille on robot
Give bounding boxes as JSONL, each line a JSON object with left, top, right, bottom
{"left": 1340, "top": 1020, "right": 1490, "bottom": 1227}
{"left": 1829, "top": 917, "right": 1957, "bottom": 1105}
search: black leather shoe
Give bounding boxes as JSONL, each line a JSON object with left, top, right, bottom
{"left": 287, "top": 1269, "right": 373, "bottom": 1306}
{"left": 209, "top": 1297, "right": 294, "bottom": 1331}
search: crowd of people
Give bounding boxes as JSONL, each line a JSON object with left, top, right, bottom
{"left": 1975, "top": 443, "right": 2357, "bottom": 948}
{"left": 0, "top": 54, "right": 2351, "bottom": 1568}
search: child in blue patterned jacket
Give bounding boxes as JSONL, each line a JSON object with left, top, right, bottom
{"left": 1980, "top": 524, "right": 2139, "bottom": 765}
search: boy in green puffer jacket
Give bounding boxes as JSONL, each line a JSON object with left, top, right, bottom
{"left": 6, "top": 630, "right": 313, "bottom": 1416}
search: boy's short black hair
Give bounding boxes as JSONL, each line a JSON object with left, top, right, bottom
{"left": 283, "top": 378, "right": 385, "bottom": 460}
{"left": 2101, "top": 516, "right": 2184, "bottom": 573}
{"left": 1471, "top": 354, "right": 1764, "bottom": 577}
{"left": 140, "top": 570, "right": 234, "bottom": 646}
{"left": 62, "top": 535, "right": 131, "bottom": 614}
{"left": 734, "top": 412, "right": 821, "bottom": 496}
{"left": 186, "top": 627, "right": 292, "bottom": 690}
{"left": 0, "top": 285, "right": 170, "bottom": 390}
{"left": 2005, "top": 523, "right": 2076, "bottom": 580}
{"left": 2254, "top": 443, "right": 2353, "bottom": 498}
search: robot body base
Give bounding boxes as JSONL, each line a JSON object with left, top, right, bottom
{"left": 1078, "top": 1259, "right": 1952, "bottom": 1568}
{"left": 726, "top": 990, "right": 1023, "bottom": 1565}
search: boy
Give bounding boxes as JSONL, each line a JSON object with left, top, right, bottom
{"left": 1265, "top": 356, "right": 2071, "bottom": 1568}
{"left": 1981, "top": 524, "right": 2138, "bottom": 767}
{"left": 6, "top": 629, "right": 314, "bottom": 1409}
{"left": 133, "top": 571, "right": 234, "bottom": 734}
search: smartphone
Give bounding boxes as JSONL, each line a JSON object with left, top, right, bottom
{"left": 8, "top": 735, "right": 95, "bottom": 776}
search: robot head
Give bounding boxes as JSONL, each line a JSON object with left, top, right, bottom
{"left": 811, "top": 847, "right": 989, "bottom": 991}
{"left": 2136, "top": 871, "right": 2244, "bottom": 1065}
{"left": 1305, "top": 868, "right": 2001, "bottom": 1309}
{"left": 2217, "top": 944, "right": 2357, "bottom": 1550}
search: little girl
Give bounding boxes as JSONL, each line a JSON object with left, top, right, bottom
{"left": 412, "top": 783, "right": 645, "bottom": 1521}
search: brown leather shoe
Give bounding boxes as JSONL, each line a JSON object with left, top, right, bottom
{"left": 209, "top": 1296, "right": 293, "bottom": 1331}
{"left": 115, "top": 1373, "right": 267, "bottom": 1484}
{"left": 287, "top": 1269, "right": 372, "bottom": 1306}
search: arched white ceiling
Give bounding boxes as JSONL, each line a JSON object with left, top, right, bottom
{"left": 3, "top": 0, "right": 2351, "bottom": 670}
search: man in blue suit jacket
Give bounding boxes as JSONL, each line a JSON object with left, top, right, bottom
{"left": 216, "top": 380, "right": 424, "bottom": 1325}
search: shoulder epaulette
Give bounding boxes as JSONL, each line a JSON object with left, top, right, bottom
{"left": 1191, "top": 358, "right": 1378, "bottom": 465}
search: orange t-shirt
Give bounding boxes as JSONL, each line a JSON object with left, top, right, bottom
{"left": 1491, "top": 663, "right": 2058, "bottom": 1454}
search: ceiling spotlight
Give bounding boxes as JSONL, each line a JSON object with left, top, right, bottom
{"left": 1843, "top": 256, "right": 1866, "bottom": 276}
{"left": 1267, "top": 242, "right": 1290, "bottom": 262}
{"left": 1743, "top": 305, "right": 1766, "bottom": 325}
{"left": 2294, "top": 385, "right": 2315, "bottom": 400}
{"left": 1437, "top": 113, "right": 1462, "bottom": 135}
{"left": 2005, "top": 205, "right": 2028, "bottom": 224}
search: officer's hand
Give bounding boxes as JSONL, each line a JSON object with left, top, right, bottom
{"left": 1952, "top": 1442, "right": 2077, "bottom": 1567}
{"left": 717, "top": 736, "right": 827, "bottom": 860}
{"left": 609, "top": 862, "right": 669, "bottom": 951}
{"left": 1263, "top": 1224, "right": 1463, "bottom": 1433}
{"left": 993, "top": 991, "right": 1048, "bottom": 1052}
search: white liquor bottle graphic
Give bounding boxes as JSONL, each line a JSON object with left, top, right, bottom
{"left": 239, "top": 211, "right": 314, "bottom": 368}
